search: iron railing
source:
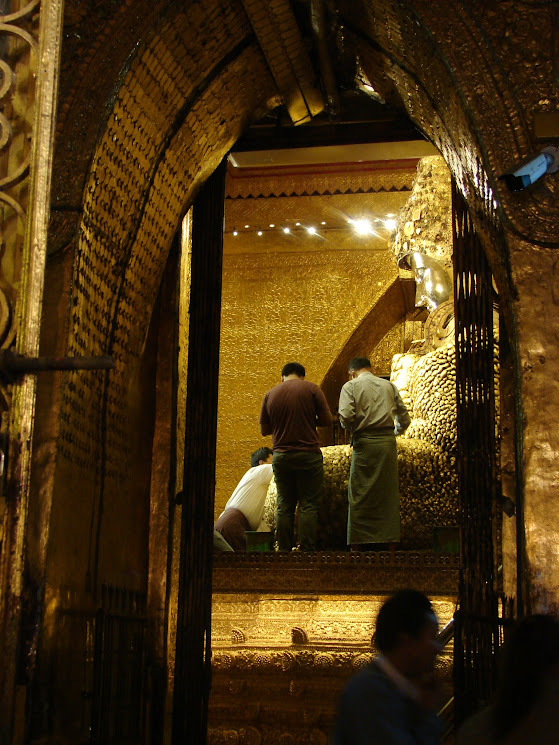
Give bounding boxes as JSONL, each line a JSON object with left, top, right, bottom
{"left": 53, "top": 585, "right": 147, "bottom": 745}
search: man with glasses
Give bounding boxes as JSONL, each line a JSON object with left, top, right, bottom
{"left": 333, "top": 589, "right": 442, "bottom": 745}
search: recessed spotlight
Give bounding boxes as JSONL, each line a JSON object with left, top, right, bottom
{"left": 384, "top": 218, "right": 397, "bottom": 231}
{"left": 307, "top": 226, "right": 317, "bottom": 235}
{"left": 257, "top": 231, "right": 263, "bottom": 236}
{"left": 283, "top": 227, "right": 290, "bottom": 234}
{"left": 321, "top": 221, "right": 326, "bottom": 225}
{"left": 244, "top": 225, "right": 249, "bottom": 229}
{"left": 352, "top": 219, "right": 372, "bottom": 235}
{"left": 269, "top": 224, "right": 275, "bottom": 228}
{"left": 233, "top": 231, "right": 238, "bottom": 236}
{"left": 296, "top": 222, "right": 301, "bottom": 226}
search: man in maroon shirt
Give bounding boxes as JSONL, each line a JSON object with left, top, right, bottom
{"left": 259, "top": 362, "right": 333, "bottom": 550}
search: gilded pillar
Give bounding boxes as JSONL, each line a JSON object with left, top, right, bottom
{"left": 508, "top": 238, "right": 559, "bottom": 613}
{"left": 0, "top": 0, "right": 63, "bottom": 739}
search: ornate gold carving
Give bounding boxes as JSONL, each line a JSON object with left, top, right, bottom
{"left": 413, "top": 300, "right": 455, "bottom": 353}
{"left": 254, "top": 652, "right": 273, "bottom": 668}
{"left": 232, "top": 626, "right": 247, "bottom": 644}
{"left": 291, "top": 627, "right": 308, "bottom": 645}
{"left": 209, "top": 592, "right": 455, "bottom": 745}
{"left": 281, "top": 651, "right": 295, "bottom": 671}
{"left": 352, "top": 652, "right": 374, "bottom": 669}
{"left": 226, "top": 162, "right": 416, "bottom": 201}
{"left": 213, "top": 555, "right": 458, "bottom": 595}
{"left": 0, "top": 1, "right": 39, "bottom": 219}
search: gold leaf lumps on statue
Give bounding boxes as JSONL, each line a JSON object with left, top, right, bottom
{"left": 263, "top": 440, "right": 458, "bottom": 549}
{"left": 391, "top": 156, "right": 453, "bottom": 270}
{"left": 259, "top": 335, "right": 501, "bottom": 550}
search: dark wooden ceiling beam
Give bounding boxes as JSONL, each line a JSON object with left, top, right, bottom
{"left": 232, "top": 118, "right": 425, "bottom": 152}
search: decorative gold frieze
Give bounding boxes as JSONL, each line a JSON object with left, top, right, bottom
{"left": 226, "top": 160, "right": 416, "bottom": 200}
{"left": 213, "top": 551, "right": 459, "bottom": 594}
{"left": 209, "top": 588, "right": 455, "bottom": 745}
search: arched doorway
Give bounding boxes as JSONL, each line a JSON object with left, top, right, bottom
{"left": 6, "top": 1, "right": 559, "bottom": 743}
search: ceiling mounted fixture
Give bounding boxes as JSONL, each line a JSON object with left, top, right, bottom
{"left": 349, "top": 218, "right": 373, "bottom": 235}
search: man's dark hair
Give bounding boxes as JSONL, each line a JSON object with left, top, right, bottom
{"left": 281, "top": 362, "right": 305, "bottom": 378}
{"left": 374, "top": 589, "right": 435, "bottom": 652}
{"left": 251, "top": 447, "right": 273, "bottom": 468}
{"left": 348, "top": 357, "right": 371, "bottom": 373}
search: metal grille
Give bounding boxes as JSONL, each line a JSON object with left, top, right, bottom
{"left": 90, "top": 586, "right": 147, "bottom": 745}
{"left": 51, "top": 586, "right": 147, "bottom": 745}
{"left": 452, "top": 184, "right": 501, "bottom": 723}
{"left": 172, "top": 161, "right": 226, "bottom": 745}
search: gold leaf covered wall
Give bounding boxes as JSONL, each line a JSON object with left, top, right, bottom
{"left": 216, "top": 161, "right": 419, "bottom": 513}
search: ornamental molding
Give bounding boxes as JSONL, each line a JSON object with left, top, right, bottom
{"left": 213, "top": 550, "right": 459, "bottom": 594}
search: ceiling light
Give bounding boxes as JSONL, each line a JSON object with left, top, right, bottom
{"left": 283, "top": 227, "right": 290, "bottom": 234}
{"left": 321, "top": 221, "right": 326, "bottom": 225}
{"left": 269, "top": 224, "right": 275, "bottom": 228}
{"left": 244, "top": 225, "right": 249, "bottom": 229}
{"left": 383, "top": 218, "right": 397, "bottom": 231}
{"left": 296, "top": 222, "right": 301, "bottom": 226}
{"left": 352, "top": 219, "right": 372, "bottom": 235}
{"left": 233, "top": 231, "right": 238, "bottom": 236}
{"left": 257, "top": 231, "right": 263, "bottom": 236}
{"left": 306, "top": 226, "right": 317, "bottom": 235}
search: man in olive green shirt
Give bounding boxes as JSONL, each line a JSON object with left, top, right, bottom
{"left": 338, "top": 357, "right": 410, "bottom": 549}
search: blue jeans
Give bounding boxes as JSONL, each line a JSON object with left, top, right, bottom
{"left": 272, "top": 450, "right": 324, "bottom": 550}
